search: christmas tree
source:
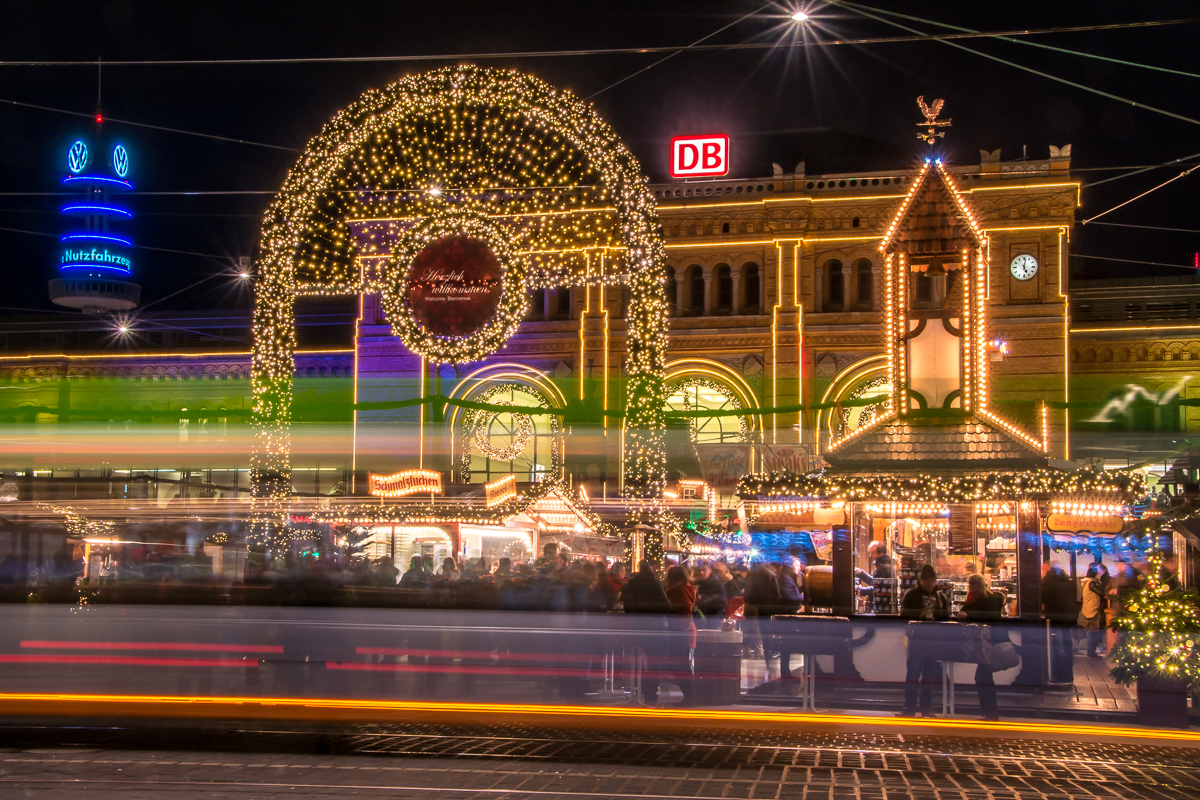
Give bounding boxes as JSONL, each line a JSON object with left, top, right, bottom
{"left": 332, "top": 524, "right": 373, "bottom": 560}
{"left": 1109, "top": 551, "right": 1200, "bottom": 687}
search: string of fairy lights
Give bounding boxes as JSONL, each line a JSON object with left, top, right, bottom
{"left": 736, "top": 464, "right": 1146, "bottom": 504}
{"left": 251, "top": 66, "right": 670, "bottom": 544}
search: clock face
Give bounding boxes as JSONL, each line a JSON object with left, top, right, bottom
{"left": 1010, "top": 254, "right": 1038, "bottom": 281}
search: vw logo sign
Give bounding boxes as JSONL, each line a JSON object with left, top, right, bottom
{"left": 67, "top": 140, "right": 88, "bottom": 174}
{"left": 112, "top": 144, "right": 129, "bottom": 178}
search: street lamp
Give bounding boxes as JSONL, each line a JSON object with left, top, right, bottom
{"left": 791, "top": 10, "right": 810, "bottom": 23}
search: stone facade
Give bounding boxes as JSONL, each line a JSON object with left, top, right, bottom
{"left": 0, "top": 148, "right": 1107, "bottom": 497}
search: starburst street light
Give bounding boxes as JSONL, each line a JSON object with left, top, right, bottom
{"left": 791, "top": 11, "right": 810, "bottom": 22}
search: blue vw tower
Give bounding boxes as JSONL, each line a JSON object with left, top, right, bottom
{"left": 48, "top": 110, "right": 141, "bottom": 312}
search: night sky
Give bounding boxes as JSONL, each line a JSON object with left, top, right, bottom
{"left": 0, "top": 0, "right": 1195, "bottom": 312}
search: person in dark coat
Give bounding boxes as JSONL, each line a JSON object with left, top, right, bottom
{"left": 1040, "top": 564, "right": 1077, "bottom": 685}
{"left": 899, "top": 564, "right": 950, "bottom": 717}
{"left": 621, "top": 561, "right": 671, "bottom": 614}
{"left": 743, "top": 562, "right": 779, "bottom": 659}
{"left": 868, "top": 541, "right": 894, "bottom": 579}
{"left": 958, "top": 573, "right": 1006, "bottom": 721}
{"left": 693, "top": 562, "right": 727, "bottom": 626}
{"left": 399, "top": 555, "right": 427, "bottom": 588}
{"left": 774, "top": 562, "right": 804, "bottom": 679}
{"left": 658, "top": 566, "right": 697, "bottom": 704}
{"left": 620, "top": 562, "right": 672, "bottom": 704}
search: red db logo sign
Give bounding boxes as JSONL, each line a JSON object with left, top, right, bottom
{"left": 671, "top": 134, "right": 729, "bottom": 178}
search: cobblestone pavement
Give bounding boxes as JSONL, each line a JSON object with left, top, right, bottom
{"left": 0, "top": 721, "right": 1198, "bottom": 798}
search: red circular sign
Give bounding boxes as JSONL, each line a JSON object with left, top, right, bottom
{"left": 405, "top": 235, "right": 503, "bottom": 337}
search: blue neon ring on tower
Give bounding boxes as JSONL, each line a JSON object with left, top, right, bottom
{"left": 63, "top": 175, "right": 131, "bottom": 189}
{"left": 61, "top": 204, "right": 133, "bottom": 218}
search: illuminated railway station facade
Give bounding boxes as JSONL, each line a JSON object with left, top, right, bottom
{"left": 0, "top": 69, "right": 1189, "bottom": 581}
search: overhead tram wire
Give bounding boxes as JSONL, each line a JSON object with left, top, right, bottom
{"left": 1087, "top": 221, "right": 1200, "bottom": 235}
{"left": 0, "top": 224, "right": 233, "bottom": 260}
{"left": 0, "top": 97, "right": 298, "bottom": 152}
{"left": 1070, "top": 254, "right": 1197, "bottom": 270}
{"left": 0, "top": 18, "right": 1193, "bottom": 67}
{"left": 835, "top": 1, "right": 1200, "bottom": 81}
{"left": 828, "top": 3, "right": 1200, "bottom": 129}
{"left": 1081, "top": 164, "right": 1200, "bottom": 225}
{"left": 0, "top": 18, "right": 1192, "bottom": 155}
{"left": 1085, "top": 151, "right": 1200, "bottom": 189}
{"left": 585, "top": 2, "right": 772, "bottom": 100}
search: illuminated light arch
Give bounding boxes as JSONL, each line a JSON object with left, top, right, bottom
{"left": 251, "top": 66, "right": 668, "bottom": 514}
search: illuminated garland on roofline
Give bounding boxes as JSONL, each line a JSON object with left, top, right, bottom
{"left": 736, "top": 464, "right": 1146, "bottom": 504}
{"left": 250, "top": 66, "right": 669, "bottom": 533}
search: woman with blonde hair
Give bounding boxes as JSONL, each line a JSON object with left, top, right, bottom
{"left": 957, "top": 573, "right": 1006, "bottom": 721}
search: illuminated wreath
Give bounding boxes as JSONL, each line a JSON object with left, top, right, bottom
{"left": 459, "top": 383, "right": 561, "bottom": 482}
{"left": 839, "top": 376, "right": 887, "bottom": 434}
{"left": 666, "top": 377, "right": 749, "bottom": 442}
{"left": 473, "top": 401, "right": 535, "bottom": 461}
{"left": 379, "top": 210, "right": 527, "bottom": 364}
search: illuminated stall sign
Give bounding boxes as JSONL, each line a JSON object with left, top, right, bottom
{"left": 670, "top": 134, "right": 729, "bottom": 178}
{"left": 484, "top": 474, "right": 517, "bottom": 507}
{"left": 368, "top": 469, "right": 443, "bottom": 498}
{"left": 1046, "top": 513, "right": 1123, "bottom": 534}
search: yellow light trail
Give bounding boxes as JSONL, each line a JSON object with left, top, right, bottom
{"left": 0, "top": 693, "right": 1196, "bottom": 743}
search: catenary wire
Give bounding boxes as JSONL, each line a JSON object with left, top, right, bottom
{"left": 1085, "top": 151, "right": 1200, "bottom": 189}
{"left": 837, "top": 1, "right": 1200, "bottom": 81}
{"left": 585, "top": 3, "right": 771, "bottom": 99}
{"left": 1070, "top": 253, "right": 1195, "bottom": 270}
{"left": 1087, "top": 221, "right": 1200, "bottom": 235}
{"left": 0, "top": 18, "right": 1192, "bottom": 66}
{"left": 0, "top": 96, "right": 298, "bottom": 152}
{"left": 1082, "top": 165, "right": 1200, "bottom": 224}
{"left": 828, "top": 3, "right": 1200, "bottom": 129}
{"left": 0, "top": 224, "right": 234, "bottom": 260}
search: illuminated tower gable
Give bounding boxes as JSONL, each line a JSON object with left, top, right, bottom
{"left": 824, "top": 159, "right": 1045, "bottom": 470}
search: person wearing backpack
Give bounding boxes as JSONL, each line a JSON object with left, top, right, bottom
{"left": 1080, "top": 564, "right": 1109, "bottom": 658}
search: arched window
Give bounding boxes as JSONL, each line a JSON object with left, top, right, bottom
{"left": 557, "top": 287, "right": 572, "bottom": 317}
{"left": 689, "top": 266, "right": 705, "bottom": 314}
{"left": 665, "top": 380, "right": 747, "bottom": 443}
{"left": 824, "top": 259, "right": 844, "bottom": 310}
{"left": 665, "top": 267, "right": 677, "bottom": 315}
{"left": 531, "top": 288, "right": 545, "bottom": 318}
{"left": 851, "top": 216, "right": 860, "bottom": 228}
{"left": 744, "top": 263, "right": 760, "bottom": 313}
{"left": 855, "top": 259, "right": 873, "bottom": 306}
{"left": 721, "top": 222, "right": 730, "bottom": 234}
{"left": 715, "top": 264, "right": 732, "bottom": 310}
{"left": 461, "top": 384, "right": 562, "bottom": 485}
